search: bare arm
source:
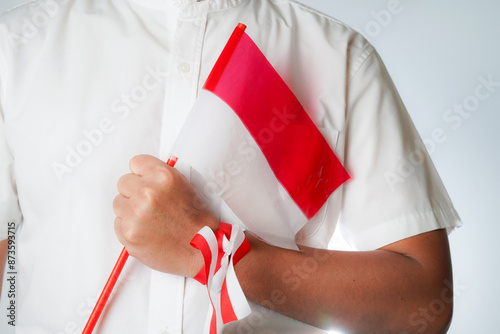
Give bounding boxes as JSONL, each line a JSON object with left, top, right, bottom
{"left": 114, "top": 155, "right": 453, "bottom": 333}
{"left": 236, "top": 228, "right": 453, "bottom": 334}
{"left": 0, "top": 239, "right": 7, "bottom": 298}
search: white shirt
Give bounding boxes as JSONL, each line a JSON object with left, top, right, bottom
{"left": 0, "top": 0, "right": 461, "bottom": 333}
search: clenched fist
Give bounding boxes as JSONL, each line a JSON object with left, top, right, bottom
{"left": 113, "top": 155, "right": 219, "bottom": 277}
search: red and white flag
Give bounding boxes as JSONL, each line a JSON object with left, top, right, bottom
{"left": 173, "top": 23, "right": 350, "bottom": 248}
{"left": 173, "top": 23, "right": 350, "bottom": 333}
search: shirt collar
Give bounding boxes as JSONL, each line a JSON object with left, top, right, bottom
{"left": 128, "top": 0, "right": 246, "bottom": 11}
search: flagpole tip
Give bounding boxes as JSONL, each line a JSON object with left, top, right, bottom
{"left": 166, "top": 156, "right": 178, "bottom": 167}
{"left": 237, "top": 23, "right": 247, "bottom": 31}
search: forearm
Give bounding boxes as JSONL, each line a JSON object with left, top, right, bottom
{"left": 235, "top": 230, "right": 453, "bottom": 333}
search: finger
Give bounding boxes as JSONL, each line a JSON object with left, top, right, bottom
{"left": 113, "top": 216, "right": 131, "bottom": 248}
{"left": 112, "top": 194, "right": 132, "bottom": 218}
{"left": 129, "top": 154, "right": 165, "bottom": 176}
{"left": 116, "top": 173, "right": 142, "bottom": 198}
{"left": 113, "top": 216, "right": 124, "bottom": 243}
{"left": 113, "top": 209, "right": 140, "bottom": 247}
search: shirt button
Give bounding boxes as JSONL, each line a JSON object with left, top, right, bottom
{"left": 178, "top": 62, "right": 191, "bottom": 73}
{"left": 171, "top": 0, "right": 182, "bottom": 7}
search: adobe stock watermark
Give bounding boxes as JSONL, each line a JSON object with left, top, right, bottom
{"left": 5, "top": 222, "right": 17, "bottom": 327}
{"left": 385, "top": 74, "right": 499, "bottom": 191}
{"left": 51, "top": 64, "right": 167, "bottom": 182}
{"left": 9, "top": 0, "right": 69, "bottom": 48}
{"left": 353, "top": 0, "right": 412, "bottom": 40}
{"left": 234, "top": 285, "right": 284, "bottom": 334}
{"left": 281, "top": 247, "right": 330, "bottom": 292}
{"left": 53, "top": 268, "right": 137, "bottom": 334}
{"left": 55, "top": 295, "right": 97, "bottom": 334}
{"left": 234, "top": 248, "right": 332, "bottom": 334}
{"left": 399, "top": 279, "right": 467, "bottom": 334}
{"left": 195, "top": 105, "right": 298, "bottom": 207}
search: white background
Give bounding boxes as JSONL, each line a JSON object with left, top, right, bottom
{"left": 1, "top": 0, "right": 498, "bottom": 333}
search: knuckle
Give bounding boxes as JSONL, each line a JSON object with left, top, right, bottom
{"left": 131, "top": 201, "right": 148, "bottom": 222}
{"left": 122, "top": 224, "right": 143, "bottom": 246}
{"left": 138, "top": 185, "right": 158, "bottom": 208}
{"left": 131, "top": 195, "right": 157, "bottom": 224}
{"left": 155, "top": 167, "right": 174, "bottom": 186}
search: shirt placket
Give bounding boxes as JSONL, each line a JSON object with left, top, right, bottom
{"left": 159, "top": 0, "right": 209, "bottom": 161}
{"left": 150, "top": 1, "right": 209, "bottom": 334}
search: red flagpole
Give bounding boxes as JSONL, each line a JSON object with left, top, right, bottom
{"left": 82, "top": 156, "right": 178, "bottom": 334}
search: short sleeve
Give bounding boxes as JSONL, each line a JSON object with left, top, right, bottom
{"left": 0, "top": 42, "right": 22, "bottom": 241}
{"left": 339, "top": 48, "right": 462, "bottom": 251}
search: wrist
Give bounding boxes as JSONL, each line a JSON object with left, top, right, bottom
{"left": 234, "top": 232, "right": 268, "bottom": 293}
{"left": 188, "top": 247, "right": 206, "bottom": 278}
{"left": 206, "top": 215, "right": 220, "bottom": 232}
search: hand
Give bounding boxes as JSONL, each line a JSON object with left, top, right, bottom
{"left": 113, "top": 154, "right": 219, "bottom": 277}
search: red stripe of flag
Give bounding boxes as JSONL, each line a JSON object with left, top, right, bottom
{"left": 204, "top": 24, "right": 350, "bottom": 219}
{"left": 191, "top": 233, "right": 213, "bottom": 285}
{"left": 220, "top": 278, "right": 237, "bottom": 324}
